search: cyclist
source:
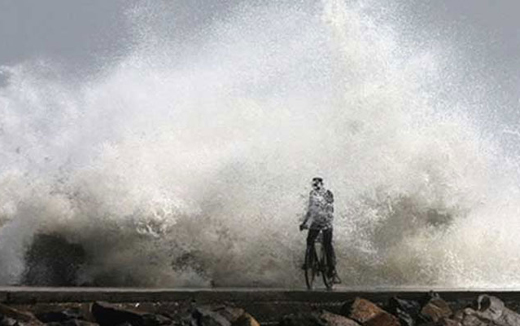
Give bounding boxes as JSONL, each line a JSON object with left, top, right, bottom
{"left": 300, "top": 177, "right": 339, "bottom": 282}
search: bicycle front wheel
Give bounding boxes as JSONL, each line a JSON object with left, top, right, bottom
{"left": 304, "top": 249, "right": 318, "bottom": 290}
{"left": 321, "top": 246, "right": 334, "bottom": 290}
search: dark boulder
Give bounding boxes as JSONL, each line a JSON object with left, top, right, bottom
{"left": 91, "top": 302, "right": 171, "bottom": 326}
{"left": 23, "top": 233, "right": 86, "bottom": 286}
{"left": 45, "top": 320, "right": 99, "bottom": 326}
{"left": 192, "top": 306, "right": 230, "bottom": 326}
{"left": 0, "top": 304, "right": 43, "bottom": 326}
{"left": 387, "top": 296, "right": 424, "bottom": 326}
{"left": 278, "top": 312, "right": 327, "bottom": 326}
{"left": 35, "top": 308, "right": 84, "bottom": 323}
{"left": 422, "top": 318, "right": 462, "bottom": 326}
{"left": 91, "top": 302, "right": 143, "bottom": 326}
{"left": 191, "top": 305, "right": 259, "bottom": 326}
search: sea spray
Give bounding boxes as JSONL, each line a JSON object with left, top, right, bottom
{"left": 0, "top": 0, "right": 517, "bottom": 287}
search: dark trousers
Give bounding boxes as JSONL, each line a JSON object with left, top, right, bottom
{"left": 306, "top": 228, "right": 336, "bottom": 273}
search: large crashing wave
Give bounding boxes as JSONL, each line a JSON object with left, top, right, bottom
{"left": 0, "top": 0, "right": 519, "bottom": 287}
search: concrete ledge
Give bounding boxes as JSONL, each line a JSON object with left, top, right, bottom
{"left": 1, "top": 287, "right": 520, "bottom": 305}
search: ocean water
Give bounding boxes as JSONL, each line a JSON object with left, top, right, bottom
{"left": 1, "top": 0, "right": 519, "bottom": 287}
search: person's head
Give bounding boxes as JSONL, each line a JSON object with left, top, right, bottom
{"left": 312, "top": 177, "right": 323, "bottom": 190}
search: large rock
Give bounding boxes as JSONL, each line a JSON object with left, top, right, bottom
{"left": 23, "top": 233, "right": 86, "bottom": 286}
{"left": 45, "top": 320, "right": 100, "bottom": 326}
{"left": 455, "top": 309, "right": 488, "bottom": 326}
{"left": 343, "top": 298, "right": 399, "bottom": 326}
{"left": 388, "top": 297, "right": 423, "bottom": 326}
{"left": 232, "top": 313, "right": 260, "bottom": 326}
{"left": 320, "top": 311, "right": 360, "bottom": 326}
{"left": 279, "top": 311, "right": 359, "bottom": 326}
{"left": 455, "top": 295, "right": 520, "bottom": 326}
{"left": 192, "top": 306, "right": 232, "bottom": 326}
{"left": 91, "top": 302, "right": 171, "bottom": 326}
{"left": 35, "top": 308, "right": 84, "bottom": 323}
{"left": 344, "top": 298, "right": 383, "bottom": 323}
{"left": 421, "top": 296, "right": 453, "bottom": 322}
{"left": 214, "top": 307, "right": 245, "bottom": 324}
{"left": 364, "top": 311, "right": 400, "bottom": 326}
{"left": 91, "top": 302, "right": 143, "bottom": 326}
{"left": 279, "top": 312, "right": 329, "bottom": 326}
{"left": 1, "top": 316, "right": 24, "bottom": 326}
{"left": 192, "top": 305, "right": 259, "bottom": 326}
{"left": 0, "top": 304, "right": 44, "bottom": 326}
{"left": 421, "top": 318, "right": 461, "bottom": 326}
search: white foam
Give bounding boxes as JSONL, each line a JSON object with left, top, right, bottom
{"left": 0, "top": 0, "right": 518, "bottom": 287}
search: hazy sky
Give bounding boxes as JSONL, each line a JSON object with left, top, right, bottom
{"left": 0, "top": 0, "right": 234, "bottom": 68}
{"left": 1, "top": 0, "right": 519, "bottom": 66}
{"left": 0, "top": 0, "right": 518, "bottom": 108}
{"left": 0, "top": 0, "right": 128, "bottom": 67}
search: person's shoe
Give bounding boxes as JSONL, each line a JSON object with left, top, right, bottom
{"left": 328, "top": 270, "right": 341, "bottom": 284}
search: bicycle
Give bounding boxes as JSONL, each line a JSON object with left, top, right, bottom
{"left": 303, "top": 229, "right": 334, "bottom": 290}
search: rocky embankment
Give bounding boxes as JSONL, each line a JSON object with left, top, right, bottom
{"left": 1, "top": 292, "right": 519, "bottom": 326}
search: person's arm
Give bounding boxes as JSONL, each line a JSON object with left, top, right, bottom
{"left": 326, "top": 190, "right": 334, "bottom": 215}
{"left": 300, "top": 211, "right": 310, "bottom": 230}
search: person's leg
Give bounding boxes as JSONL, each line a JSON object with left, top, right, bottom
{"left": 322, "top": 228, "right": 336, "bottom": 276}
{"left": 303, "top": 228, "right": 320, "bottom": 269}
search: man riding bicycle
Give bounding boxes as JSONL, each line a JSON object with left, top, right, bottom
{"left": 300, "top": 177, "right": 339, "bottom": 282}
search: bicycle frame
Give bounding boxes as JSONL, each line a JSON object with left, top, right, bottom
{"left": 304, "top": 229, "right": 333, "bottom": 290}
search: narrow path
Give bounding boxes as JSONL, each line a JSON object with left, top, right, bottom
{"left": 1, "top": 286, "right": 519, "bottom": 304}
